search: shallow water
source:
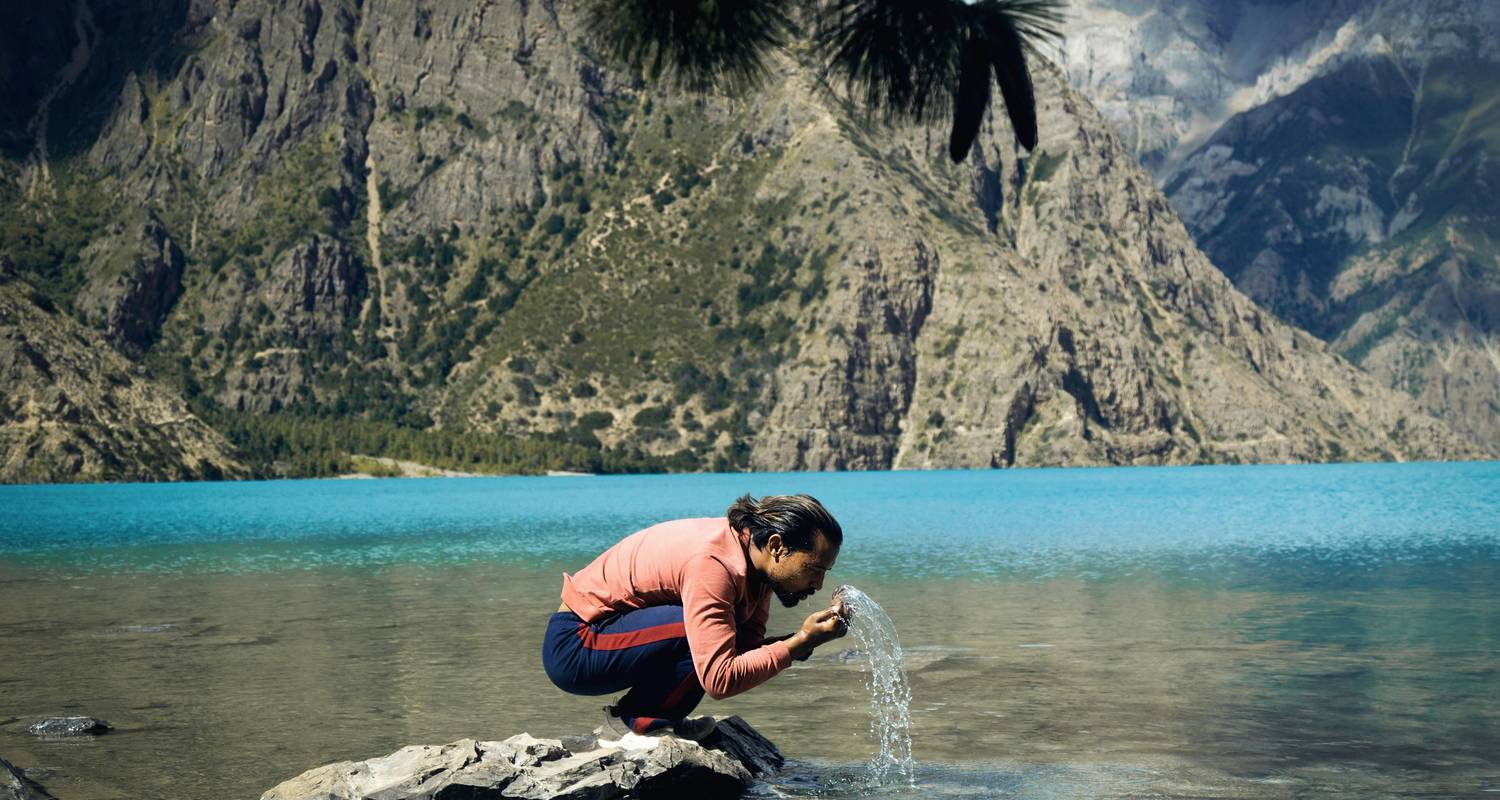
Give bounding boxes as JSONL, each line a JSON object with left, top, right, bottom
{"left": 2, "top": 463, "right": 1499, "bottom": 798}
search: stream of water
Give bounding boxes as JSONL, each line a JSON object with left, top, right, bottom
{"left": 832, "top": 585, "right": 915, "bottom": 788}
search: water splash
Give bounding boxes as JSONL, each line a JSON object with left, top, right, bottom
{"left": 832, "top": 584, "right": 915, "bottom": 786}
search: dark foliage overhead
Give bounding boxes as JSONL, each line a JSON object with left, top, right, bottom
{"left": 975, "top": 1, "right": 1044, "bottom": 156}
{"left": 813, "top": 0, "right": 965, "bottom": 125}
{"left": 580, "top": 0, "right": 795, "bottom": 94}
{"left": 579, "top": 0, "right": 1065, "bottom": 162}
{"left": 950, "top": 27, "right": 993, "bottom": 162}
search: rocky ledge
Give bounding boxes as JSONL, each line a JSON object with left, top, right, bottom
{"left": 3, "top": 753, "right": 56, "bottom": 800}
{"left": 261, "top": 716, "right": 783, "bottom": 800}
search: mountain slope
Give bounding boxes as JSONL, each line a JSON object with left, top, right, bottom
{"left": 732, "top": 62, "right": 1472, "bottom": 468}
{"left": 1164, "top": 55, "right": 1500, "bottom": 446}
{"left": 0, "top": 261, "right": 245, "bottom": 482}
{"left": 1062, "top": 0, "right": 1500, "bottom": 174}
{"left": 1064, "top": 0, "right": 1500, "bottom": 451}
{"left": 0, "top": 0, "right": 1480, "bottom": 479}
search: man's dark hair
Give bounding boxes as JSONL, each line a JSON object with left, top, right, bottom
{"left": 727, "top": 494, "right": 842, "bottom": 552}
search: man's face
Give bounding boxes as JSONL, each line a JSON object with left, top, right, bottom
{"left": 766, "top": 531, "right": 840, "bottom": 608}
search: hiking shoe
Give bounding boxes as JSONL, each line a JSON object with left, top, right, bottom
{"left": 600, "top": 704, "right": 718, "bottom": 742}
{"left": 599, "top": 704, "right": 636, "bottom": 738}
{"left": 668, "top": 714, "right": 718, "bottom": 741}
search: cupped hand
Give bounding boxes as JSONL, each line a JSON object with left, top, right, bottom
{"left": 831, "top": 595, "right": 850, "bottom": 623}
{"left": 800, "top": 606, "right": 848, "bottom": 647}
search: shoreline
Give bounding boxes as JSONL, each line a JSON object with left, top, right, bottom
{"left": 2, "top": 457, "right": 1495, "bottom": 488}
{"left": 336, "top": 456, "right": 598, "bottom": 479}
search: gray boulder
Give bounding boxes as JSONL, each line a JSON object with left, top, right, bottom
{"left": 261, "top": 716, "right": 783, "bottom": 800}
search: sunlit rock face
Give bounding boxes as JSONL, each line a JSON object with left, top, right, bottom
{"left": 1062, "top": 0, "right": 1500, "bottom": 175}
{"left": 259, "top": 717, "right": 784, "bottom": 800}
{"left": 0, "top": 271, "right": 246, "bottom": 483}
{"left": 0, "top": 0, "right": 1483, "bottom": 481}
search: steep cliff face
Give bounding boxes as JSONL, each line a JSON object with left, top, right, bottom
{"left": 0, "top": 0, "right": 1481, "bottom": 480}
{"left": 1162, "top": 55, "right": 1500, "bottom": 447}
{"left": 213, "top": 233, "right": 367, "bottom": 412}
{"left": 1064, "top": 0, "right": 1500, "bottom": 451}
{"left": 1061, "top": 0, "right": 1500, "bottom": 174}
{"left": 745, "top": 63, "right": 1471, "bottom": 469}
{"left": 73, "top": 213, "right": 185, "bottom": 356}
{"left": 0, "top": 265, "right": 245, "bottom": 483}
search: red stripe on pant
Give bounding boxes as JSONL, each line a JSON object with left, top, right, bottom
{"left": 661, "top": 670, "right": 699, "bottom": 716}
{"left": 577, "top": 621, "right": 687, "bottom": 651}
{"left": 628, "top": 673, "right": 699, "bottom": 734}
{"left": 630, "top": 715, "right": 665, "bottom": 734}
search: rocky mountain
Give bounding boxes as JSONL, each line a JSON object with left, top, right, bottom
{"left": 1060, "top": 0, "right": 1500, "bottom": 173}
{"left": 0, "top": 0, "right": 1480, "bottom": 481}
{"left": 0, "top": 259, "right": 245, "bottom": 482}
{"left": 1063, "top": 0, "right": 1500, "bottom": 450}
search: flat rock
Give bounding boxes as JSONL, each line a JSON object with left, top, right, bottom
{"left": 26, "top": 717, "right": 112, "bottom": 738}
{"left": 502, "top": 733, "right": 568, "bottom": 767}
{"left": 694, "top": 717, "right": 783, "bottom": 779}
{"left": 261, "top": 716, "right": 783, "bottom": 800}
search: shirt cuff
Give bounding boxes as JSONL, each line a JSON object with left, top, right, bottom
{"left": 766, "top": 639, "right": 794, "bottom": 671}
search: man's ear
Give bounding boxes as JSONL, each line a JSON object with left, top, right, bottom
{"left": 766, "top": 533, "right": 784, "bottom": 560}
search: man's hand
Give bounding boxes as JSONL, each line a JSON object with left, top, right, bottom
{"left": 785, "top": 606, "right": 848, "bottom": 662}
{"left": 831, "top": 594, "right": 849, "bottom": 623}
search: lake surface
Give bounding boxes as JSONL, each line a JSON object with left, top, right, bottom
{"left": 2, "top": 463, "right": 1498, "bottom": 798}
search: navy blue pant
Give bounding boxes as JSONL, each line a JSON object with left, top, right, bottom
{"left": 542, "top": 606, "right": 705, "bottom": 734}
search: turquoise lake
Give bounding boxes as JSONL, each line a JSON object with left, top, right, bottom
{"left": 2, "top": 462, "right": 1499, "bottom": 798}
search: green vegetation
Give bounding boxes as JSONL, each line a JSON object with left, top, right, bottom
{"left": 347, "top": 456, "right": 406, "bottom": 478}
{"left": 1341, "top": 311, "right": 1402, "bottom": 367}
{"left": 0, "top": 166, "right": 129, "bottom": 308}
{"left": 425, "top": 92, "right": 824, "bottom": 475}
{"left": 200, "top": 138, "right": 347, "bottom": 275}
{"left": 193, "top": 403, "right": 696, "bottom": 479}
{"left": 1028, "top": 149, "right": 1066, "bottom": 185}
{"left": 398, "top": 102, "right": 492, "bottom": 140}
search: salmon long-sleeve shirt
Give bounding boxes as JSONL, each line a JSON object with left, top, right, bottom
{"left": 559, "top": 517, "right": 794, "bottom": 699}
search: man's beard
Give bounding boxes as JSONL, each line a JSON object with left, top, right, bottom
{"left": 774, "top": 583, "right": 814, "bottom": 608}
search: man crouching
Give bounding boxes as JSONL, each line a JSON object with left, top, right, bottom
{"left": 542, "top": 493, "right": 847, "bottom": 740}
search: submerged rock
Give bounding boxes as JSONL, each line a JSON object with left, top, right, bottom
{"left": 2, "top": 753, "right": 57, "bottom": 800}
{"left": 261, "top": 716, "right": 783, "bottom": 800}
{"left": 25, "top": 717, "right": 112, "bottom": 738}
